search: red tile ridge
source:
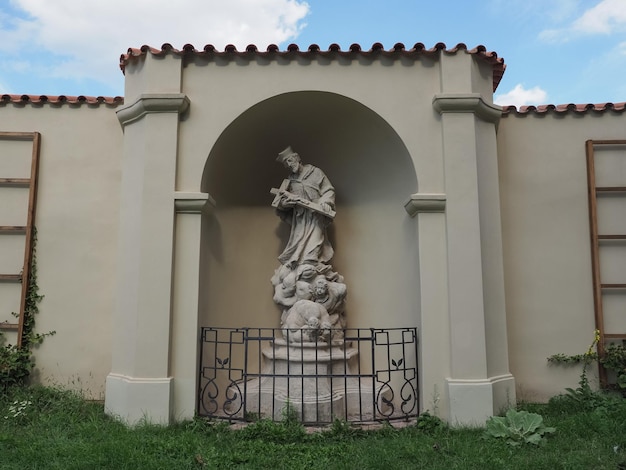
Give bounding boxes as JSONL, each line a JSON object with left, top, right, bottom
{"left": 1, "top": 94, "right": 124, "bottom": 107}
{"left": 119, "top": 42, "right": 506, "bottom": 91}
{"left": 501, "top": 102, "right": 626, "bottom": 115}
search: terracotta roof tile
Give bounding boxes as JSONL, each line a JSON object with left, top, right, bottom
{"left": 0, "top": 94, "right": 123, "bottom": 107}
{"left": 501, "top": 102, "right": 626, "bottom": 115}
{"left": 120, "top": 42, "right": 506, "bottom": 92}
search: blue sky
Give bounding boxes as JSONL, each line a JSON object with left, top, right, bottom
{"left": 1, "top": 0, "right": 625, "bottom": 106}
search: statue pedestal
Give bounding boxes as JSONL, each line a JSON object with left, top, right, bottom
{"left": 238, "top": 339, "right": 391, "bottom": 423}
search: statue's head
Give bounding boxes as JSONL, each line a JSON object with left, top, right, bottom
{"left": 277, "top": 146, "right": 301, "bottom": 173}
{"left": 313, "top": 277, "right": 329, "bottom": 298}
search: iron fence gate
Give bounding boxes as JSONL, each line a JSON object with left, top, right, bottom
{"left": 198, "top": 327, "right": 419, "bottom": 425}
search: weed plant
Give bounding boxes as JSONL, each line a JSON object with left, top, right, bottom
{"left": 0, "top": 236, "right": 55, "bottom": 391}
{"left": 1, "top": 386, "right": 626, "bottom": 469}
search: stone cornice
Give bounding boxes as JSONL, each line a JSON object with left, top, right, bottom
{"left": 117, "top": 93, "right": 190, "bottom": 127}
{"left": 404, "top": 193, "right": 446, "bottom": 217}
{"left": 432, "top": 93, "right": 501, "bottom": 124}
{"left": 174, "top": 192, "right": 215, "bottom": 214}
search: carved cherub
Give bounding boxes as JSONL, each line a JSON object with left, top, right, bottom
{"left": 281, "top": 299, "right": 332, "bottom": 343}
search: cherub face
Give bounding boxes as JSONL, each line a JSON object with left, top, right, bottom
{"left": 314, "top": 279, "right": 328, "bottom": 297}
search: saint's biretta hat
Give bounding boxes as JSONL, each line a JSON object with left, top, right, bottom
{"left": 276, "top": 146, "right": 299, "bottom": 163}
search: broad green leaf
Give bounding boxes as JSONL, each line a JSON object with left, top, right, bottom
{"left": 485, "top": 410, "right": 554, "bottom": 446}
{"left": 518, "top": 412, "right": 543, "bottom": 434}
{"left": 525, "top": 433, "right": 542, "bottom": 445}
{"left": 485, "top": 417, "right": 509, "bottom": 438}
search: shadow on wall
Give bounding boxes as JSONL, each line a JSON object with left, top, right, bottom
{"left": 199, "top": 91, "right": 419, "bottom": 330}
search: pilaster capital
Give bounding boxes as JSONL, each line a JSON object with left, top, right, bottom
{"left": 404, "top": 193, "right": 446, "bottom": 217}
{"left": 117, "top": 93, "right": 190, "bottom": 127}
{"left": 174, "top": 192, "right": 216, "bottom": 214}
{"left": 432, "top": 93, "right": 502, "bottom": 124}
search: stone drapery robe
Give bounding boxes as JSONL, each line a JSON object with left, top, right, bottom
{"left": 277, "top": 164, "right": 335, "bottom": 267}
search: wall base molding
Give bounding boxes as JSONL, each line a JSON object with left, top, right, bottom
{"left": 446, "top": 374, "right": 516, "bottom": 426}
{"left": 105, "top": 373, "right": 174, "bottom": 425}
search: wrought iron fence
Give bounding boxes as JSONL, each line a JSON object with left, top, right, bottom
{"left": 198, "top": 327, "right": 419, "bottom": 425}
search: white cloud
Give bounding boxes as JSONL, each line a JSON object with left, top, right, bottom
{"left": 540, "top": 0, "right": 626, "bottom": 42}
{"left": 571, "top": 0, "right": 626, "bottom": 34}
{"left": 494, "top": 84, "right": 548, "bottom": 107}
{"left": 1, "top": 0, "right": 310, "bottom": 88}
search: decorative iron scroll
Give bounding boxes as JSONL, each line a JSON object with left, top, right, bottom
{"left": 198, "top": 327, "right": 419, "bottom": 425}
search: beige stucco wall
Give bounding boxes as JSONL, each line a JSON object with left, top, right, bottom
{"left": 194, "top": 90, "right": 423, "bottom": 331}
{"left": 0, "top": 103, "right": 122, "bottom": 398}
{"left": 497, "top": 111, "right": 626, "bottom": 401}
{"left": 4, "top": 46, "right": 622, "bottom": 423}
{"left": 2, "top": 50, "right": 513, "bottom": 423}
{"left": 173, "top": 50, "right": 512, "bottom": 422}
{"left": 179, "top": 56, "right": 440, "bottom": 416}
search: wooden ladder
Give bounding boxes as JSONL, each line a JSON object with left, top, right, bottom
{"left": 586, "top": 139, "right": 626, "bottom": 386}
{"left": 0, "top": 132, "right": 41, "bottom": 346}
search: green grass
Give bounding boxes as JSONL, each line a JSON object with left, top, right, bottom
{"left": 1, "top": 386, "right": 626, "bottom": 469}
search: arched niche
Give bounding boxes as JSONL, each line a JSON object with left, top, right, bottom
{"left": 199, "top": 91, "right": 420, "bottom": 330}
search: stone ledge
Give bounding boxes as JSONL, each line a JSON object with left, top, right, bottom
{"left": 174, "top": 192, "right": 216, "bottom": 213}
{"left": 117, "top": 93, "right": 190, "bottom": 127}
{"left": 404, "top": 193, "right": 446, "bottom": 216}
{"left": 432, "top": 93, "right": 501, "bottom": 124}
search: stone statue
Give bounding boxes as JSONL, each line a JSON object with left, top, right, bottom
{"left": 271, "top": 146, "right": 335, "bottom": 269}
{"left": 240, "top": 148, "right": 387, "bottom": 420}
{"left": 310, "top": 276, "right": 346, "bottom": 331}
{"left": 270, "top": 146, "right": 347, "bottom": 344}
{"left": 281, "top": 299, "right": 332, "bottom": 343}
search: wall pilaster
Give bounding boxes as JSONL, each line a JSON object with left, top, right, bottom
{"left": 105, "top": 91, "right": 189, "bottom": 424}
{"left": 433, "top": 53, "right": 515, "bottom": 425}
{"left": 170, "top": 192, "right": 214, "bottom": 421}
{"left": 404, "top": 194, "right": 450, "bottom": 419}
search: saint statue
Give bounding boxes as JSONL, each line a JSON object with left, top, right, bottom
{"left": 270, "top": 146, "right": 347, "bottom": 343}
{"left": 271, "top": 146, "right": 335, "bottom": 269}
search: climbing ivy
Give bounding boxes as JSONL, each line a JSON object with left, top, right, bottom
{"left": 0, "top": 232, "right": 55, "bottom": 390}
{"left": 549, "top": 329, "right": 626, "bottom": 393}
